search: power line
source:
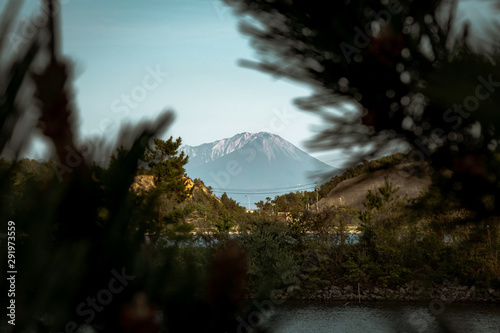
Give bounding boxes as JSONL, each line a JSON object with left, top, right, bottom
{"left": 210, "top": 187, "right": 318, "bottom": 195}
{"left": 212, "top": 190, "right": 316, "bottom": 195}
{"left": 210, "top": 183, "right": 318, "bottom": 192}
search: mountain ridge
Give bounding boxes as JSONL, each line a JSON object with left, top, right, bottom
{"left": 181, "top": 132, "right": 328, "bottom": 167}
{"left": 180, "top": 132, "right": 339, "bottom": 208}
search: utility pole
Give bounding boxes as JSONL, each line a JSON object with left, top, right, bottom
{"left": 315, "top": 181, "right": 319, "bottom": 213}
{"left": 44, "top": 0, "right": 60, "bottom": 62}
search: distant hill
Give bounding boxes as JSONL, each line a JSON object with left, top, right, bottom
{"left": 318, "top": 162, "right": 432, "bottom": 210}
{"left": 181, "top": 132, "right": 340, "bottom": 208}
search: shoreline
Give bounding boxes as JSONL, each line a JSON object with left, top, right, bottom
{"left": 269, "top": 283, "right": 500, "bottom": 303}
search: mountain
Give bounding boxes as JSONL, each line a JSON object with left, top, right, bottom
{"left": 180, "top": 132, "right": 339, "bottom": 208}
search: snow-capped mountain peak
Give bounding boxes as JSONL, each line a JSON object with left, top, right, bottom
{"left": 180, "top": 132, "right": 339, "bottom": 208}
{"left": 181, "top": 132, "right": 298, "bottom": 165}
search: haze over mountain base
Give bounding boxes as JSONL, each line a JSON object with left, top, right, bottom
{"left": 181, "top": 132, "right": 339, "bottom": 208}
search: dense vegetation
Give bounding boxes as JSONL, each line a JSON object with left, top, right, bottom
{"left": 3, "top": 150, "right": 499, "bottom": 298}
{"left": 207, "top": 158, "right": 500, "bottom": 292}
{"left": 8, "top": 150, "right": 497, "bottom": 296}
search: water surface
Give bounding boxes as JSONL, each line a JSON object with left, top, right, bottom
{"left": 265, "top": 301, "right": 500, "bottom": 333}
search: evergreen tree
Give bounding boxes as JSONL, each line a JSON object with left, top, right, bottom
{"left": 220, "top": 192, "right": 238, "bottom": 213}
{"left": 142, "top": 136, "right": 189, "bottom": 203}
{"left": 224, "top": 0, "right": 500, "bottom": 220}
{"left": 255, "top": 200, "right": 265, "bottom": 210}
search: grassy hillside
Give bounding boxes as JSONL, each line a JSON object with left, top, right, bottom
{"left": 319, "top": 162, "right": 431, "bottom": 210}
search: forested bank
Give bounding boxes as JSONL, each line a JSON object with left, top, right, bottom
{"left": 4, "top": 153, "right": 499, "bottom": 302}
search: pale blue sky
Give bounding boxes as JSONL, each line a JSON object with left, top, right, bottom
{"left": 3, "top": 0, "right": 498, "bottom": 167}
{"left": 5, "top": 0, "right": 334, "bottom": 164}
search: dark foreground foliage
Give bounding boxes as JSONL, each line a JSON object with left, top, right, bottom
{"left": 223, "top": 0, "right": 500, "bottom": 221}
{"left": 0, "top": 2, "right": 266, "bottom": 332}
{"left": 1, "top": 1, "right": 499, "bottom": 332}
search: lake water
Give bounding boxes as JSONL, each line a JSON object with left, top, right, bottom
{"left": 263, "top": 301, "right": 500, "bottom": 333}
